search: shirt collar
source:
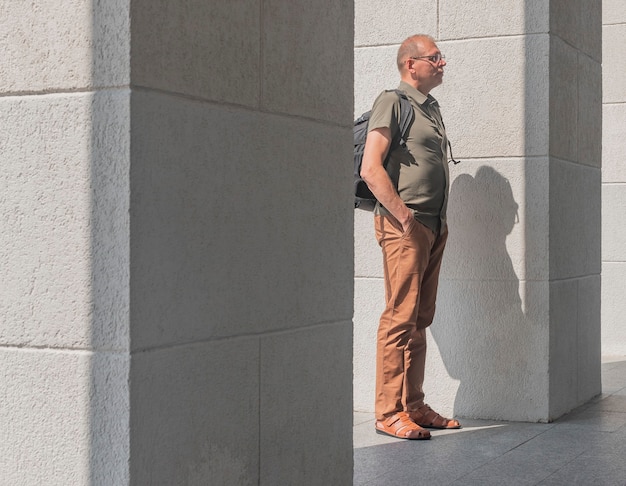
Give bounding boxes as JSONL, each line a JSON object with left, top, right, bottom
{"left": 398, "top": 81, "right": 438, "bottom": 107}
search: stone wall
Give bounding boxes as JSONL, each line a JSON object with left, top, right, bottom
{"left": 602, "top": 1, "right": 626, "bottom": 357}
{"left": 1, "top": 1, "right": 354, "bottom": 484}
{"left": 354, "top": 0, "right": 603, "bottom": 422}
{"left": 1, "top": 2, "right": 131, "bottom": 483}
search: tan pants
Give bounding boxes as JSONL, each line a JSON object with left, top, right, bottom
{"left": 374, "top": 215, "right": 448, "bottom": 421}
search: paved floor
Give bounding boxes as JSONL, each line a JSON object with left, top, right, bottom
{"left": 354, "top": 357, "right": 626, "bottom": 486}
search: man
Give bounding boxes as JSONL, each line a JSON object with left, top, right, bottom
{"left": 360, "top": 34, "right": 461, "bottom": 440}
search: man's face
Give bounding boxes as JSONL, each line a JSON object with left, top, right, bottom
{"left": 409, "top": 40, "right": 446, "bottom": 92}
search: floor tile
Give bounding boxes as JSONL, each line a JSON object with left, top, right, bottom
{"left": 536, "top": 452, "right": 626, "bottom": 486}
{"left": 354, "top": 356, "right": 626, "bottom": 485}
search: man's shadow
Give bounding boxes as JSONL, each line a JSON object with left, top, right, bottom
{"left": 430, "top": 166, "right": 537, "bottom": 420}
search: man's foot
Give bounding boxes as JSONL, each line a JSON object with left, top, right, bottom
{"left": 375, "top": 412, "right": 431, "bottom": 440}
{"left": 408, "top": 404, "right": 461, "bottom": 429}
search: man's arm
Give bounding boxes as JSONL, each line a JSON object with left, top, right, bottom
{"left": 360, "top": 127, "right": 414, "bottom": 231}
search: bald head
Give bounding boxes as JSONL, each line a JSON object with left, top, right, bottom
{"left": 396, "top": 34, "right": 436, "bottom": 72}
{"left": 395, "top": 34, "right": 445, "bottom": 95}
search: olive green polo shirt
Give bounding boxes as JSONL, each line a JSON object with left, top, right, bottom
{"left": 368, "top": 81, "right": 449, "bottom": 234}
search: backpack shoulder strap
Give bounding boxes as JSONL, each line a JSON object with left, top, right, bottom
{"left": 389, "top": 89, "right": 414, "bottom": 147}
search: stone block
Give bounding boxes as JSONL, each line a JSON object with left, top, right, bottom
{"left": 354, "top": 45, "right": 403, "bottom": 116}
{"left": 601, "top": 262, "right": 626, "bottom": 356}
{"left": 579, "top": 0, "right": 603, "bottom": 61}
{"left": 443, "top": 158, "right": 549, "bottom": 282}
{"left": 130, "top": 91, "right": 353, "bottom": 350}
{"left": 550, "top": 0, "right": 601, "bottom": 57}
{"left": 355, "top": 0, "right": 437, "bottom": 47}
{"left": 603, "top": 0, "right": 626, "bottom": 24}
{"left": 550, "top": 0, "right": 578, "bottom": 49}
{"left": 0, "top": 91, "right": 130, "bottom": 350}
{"left": 549, "top": 158, "right": 602, "bottom": 279}
{"left": 439, "top": 0, "right": 548, "bottom": 38}
{"left": 549, "top": 278, "right": 579, "bottom": 418}
{"left": 260, "top": 323, "right": 353, "bottom": 485}
{"left": 262, "top": 0, "right": 353, "bottom": 124}
{"left": 430, "top": 279, "right": 550, "bottom": 421}
{"left": 602, "top": 184, "right": 626, "bottom": 261}
{"left": 550, "top": 37, "right": 578, "bottom": 162}
{"left": 522, "top": 158, "right": 551, "bottom": 280}
{"left": 436, "top": 35, "right": 549, "bottom": 159}
{"left": 0, "top": 0, "right": 129, "bottom": 92}
{"left": 130, "top": 0, "right": 260, "bottom": 107}
{"left": 549, "top": 275, "right": 601, "bottom": 418}
{"left": 577, "top": 53, "right": 603, "bottom": 168}
{"left": 91, "top": 0, "right": 131, "bottom": 87}
{"left": 603, "top": 24, "right": 626, "bottom": 103}
{"left": 577, "top": 275, "right": 602, "bottom": 403}
{"left": 353, "top": 278, "right": 384, "bottom": 412}
{"left": 354, "top": 210, "right": 383, "bottom": 278}
{"left": 0, "top": 348, "right": 129, "bottom": 485}
{"left": 422, "top": 328, "right": 461, "bottom": 419}
{"left": 130, "top": 338, "right": 258, "bottom": 485}
{"left": 603, "top": 103, "right": 626, "bottom": 182}
{"left": 89, "top": 352, "right": 131, "bottom": 485}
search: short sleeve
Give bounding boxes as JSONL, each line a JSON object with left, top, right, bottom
{"left": 367, "top": 91, "right": 402, "bottom": 139}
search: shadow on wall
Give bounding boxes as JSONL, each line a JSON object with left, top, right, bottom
{"left": 430, "top": 166, "right": 537, "bottom": 420}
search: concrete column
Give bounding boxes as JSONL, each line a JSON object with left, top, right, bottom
{"left": 128, "top": 1, "right": 353, "bottom": 484}
{"left": 0, "top": 1, "right": 131, "bottom": 483}
{"left": 2, "top": 1, "right": 353, "bottom": 484}
{"left": 602, "top": 1, "right": 626, "bottom": 356}
{"left": 354, "top": 0, "right": 602, "bottom": 422}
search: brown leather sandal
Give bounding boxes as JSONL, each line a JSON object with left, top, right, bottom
{"left": 409, "top": 404, "right": 461, "bottom": 429}
{"left": 375, "top": 412, "right": 431, "bottom": 440}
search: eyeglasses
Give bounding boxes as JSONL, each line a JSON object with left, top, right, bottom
{"left": 410, "top": 53, "right": 445, "bottom": 64}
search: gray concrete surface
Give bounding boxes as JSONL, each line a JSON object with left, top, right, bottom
{"left": 354, "top": 356, "right": 626, "bottom": 485}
